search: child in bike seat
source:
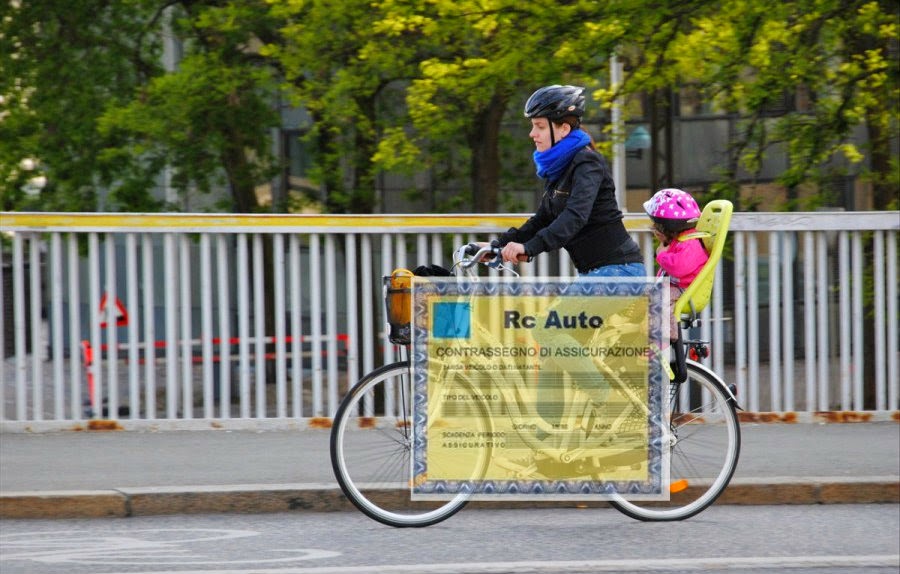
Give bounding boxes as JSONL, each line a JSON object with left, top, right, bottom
{"left": 644, "top": 188, "right": 709, "bottom": 342}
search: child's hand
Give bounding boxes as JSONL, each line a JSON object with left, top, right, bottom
{"left": 651, "top": 228, "right": 668, "bottom": 246}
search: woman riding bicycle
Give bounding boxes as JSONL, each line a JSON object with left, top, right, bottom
{"left": 488, "top": 85, "right": 649, "bottom": 429}
{"left": 495, "top": 84, "right": 645, "bottom": 278}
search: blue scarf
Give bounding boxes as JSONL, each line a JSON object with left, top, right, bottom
{"left": 533, "top": 129, "right": 591, "bottom": 181}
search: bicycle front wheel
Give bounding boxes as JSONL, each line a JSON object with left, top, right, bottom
{"left": 330, "top": 361, "right": 477, "bottom": 527}
{"left": 609, "top": 360, "right": 741, "bottom": 521}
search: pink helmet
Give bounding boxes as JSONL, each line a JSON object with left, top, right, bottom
{"left": 643, "top": 188, "right": 701, "bottom": 232}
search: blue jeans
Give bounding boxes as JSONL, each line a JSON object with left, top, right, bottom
{"left": 578, "top": 261, "right": 646, "bottom": 278}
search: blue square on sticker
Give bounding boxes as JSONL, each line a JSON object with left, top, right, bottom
{"left": 432, "top": 302, "right": 471, "bottom": 339}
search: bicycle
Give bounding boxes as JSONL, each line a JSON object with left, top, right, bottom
{"left": 330, "top": 201, "right": 739, "bottom": 527}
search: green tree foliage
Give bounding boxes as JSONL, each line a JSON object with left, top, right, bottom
{"left": 592, "top": 0, "right": 899, "bottom": 209}
{"left": 0, "top": 0, "right": 163, "bottom": 211}
{"left": 263, "top": 0, "right": 420, "bottom": 214}
{"left": 99, "top": 2, "right": 281, "bottom": 213}
{"left": 1, "top": 1, "right": 280, "bottom": 213}
{"left": 1, "top": 0, "right": 896, "bottom": 214}
{"left": 369, "top": 0, "right": 616, "bottom": 213}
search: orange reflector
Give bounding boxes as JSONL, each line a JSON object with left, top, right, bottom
{"left": 670, "top": 479, "right": 689, "bottom": 493}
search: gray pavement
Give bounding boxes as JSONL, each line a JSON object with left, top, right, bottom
{"left": 1, "top": 421, "right": 898, "bottom": 519}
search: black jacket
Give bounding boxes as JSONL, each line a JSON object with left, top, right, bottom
{"left": 499, "top": 146, "right": 642, "bottom": 273}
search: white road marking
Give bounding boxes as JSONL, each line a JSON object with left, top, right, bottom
{"left": 3, "top": 529, "right": 897, "bottom": 573}
{"left": 0, "top": 528, "right": 338, "bottom": 565}
{"left": 90, "top": 554, "right": 900, "bottom": 574}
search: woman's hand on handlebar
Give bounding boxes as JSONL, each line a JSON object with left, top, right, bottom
{"left": 500, "top": 242, "right": 529, "bottom": 264}
{"left": 463, "top": 241, "right": 529, "bottom": 265}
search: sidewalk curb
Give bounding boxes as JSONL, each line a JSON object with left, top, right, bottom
{"left": 2, "top": 411, "right": 898, "bottom": 433}
{"left": 2, "top": 478, "right": 897, "bottom": 519}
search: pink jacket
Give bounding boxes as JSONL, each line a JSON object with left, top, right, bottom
{"left": 656, "top": 230, "right": 709, "bottom": 287}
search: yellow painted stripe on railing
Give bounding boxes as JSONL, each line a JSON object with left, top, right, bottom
{"left": 0, "top": 212, "right": 519, "bottom": 231}
{"left": 0, "top": 212, "right": 655, "bottom": 232}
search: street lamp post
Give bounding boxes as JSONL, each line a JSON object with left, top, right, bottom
{"left": 610, "top": 54, "right": 627, "bottom": 211}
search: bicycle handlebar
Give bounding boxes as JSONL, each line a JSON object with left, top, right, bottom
{"left": 453, "top": 242, "right": 529, "bottom": 277}
{"left": 457, "top": 243, "right": 500, "bottom": 269}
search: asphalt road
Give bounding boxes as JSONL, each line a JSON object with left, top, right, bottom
{"left": 1, "top": 504, "right": 898, "bottom": 574}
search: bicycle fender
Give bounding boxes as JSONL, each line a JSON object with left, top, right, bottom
{"left": 685, "top": 359, "right": 742, "bottom": 410}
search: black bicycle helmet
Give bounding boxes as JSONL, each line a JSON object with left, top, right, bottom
{"left": 524, "top": 85, "right": 585, "bottom": 122}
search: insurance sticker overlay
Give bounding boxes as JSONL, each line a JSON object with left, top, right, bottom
{"left": 411, "top": 277, "right": 670, "bottom": 501}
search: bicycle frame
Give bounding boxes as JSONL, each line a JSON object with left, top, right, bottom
{"left": 331, "top": 243, "right": 741, "bottom": 525}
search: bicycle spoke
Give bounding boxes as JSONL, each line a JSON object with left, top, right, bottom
{"left": 609, "top": 361, "right": 740, "bottom": 521}
{"left": 330, "top": 361, "right": 474, "bottom": 527}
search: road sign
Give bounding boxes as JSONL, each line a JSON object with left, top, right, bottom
{"left": 98, "top": 293, "right": 129, "bottom": 328}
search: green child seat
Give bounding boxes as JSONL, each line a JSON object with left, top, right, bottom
{"left": 672, "top": 199, "right": 734, "bottom": 325}
{"left": 669, "top": 199, "right": 733, "bottom": 382}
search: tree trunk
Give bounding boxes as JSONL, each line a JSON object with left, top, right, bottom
{"left": 866, "top": 117, "right": 894, "bottom": 211}
{"left": 223, "top": 144, "right": 278, "bottom": 383}
{"left": 348, "top": 96, "right": 378, "bottom": 214}
{"left": 468, "top": 91, "right": 508, "bottom": 213}
{"left": 224, "top": 141, "right": 259, "bottom": 214}
{"left": 312, "top": 122, "right": 344, "bottom": 214}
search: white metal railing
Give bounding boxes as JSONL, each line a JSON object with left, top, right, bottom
{"left": 1, "top": 211, "right": 897, "bottom": 429}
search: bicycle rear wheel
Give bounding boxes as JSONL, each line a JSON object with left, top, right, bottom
{"left": 609, "top": 360, "right": 740, "bottom": 521}
{"left": 330, "top": 361, "right": 484, "bottom": 527}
